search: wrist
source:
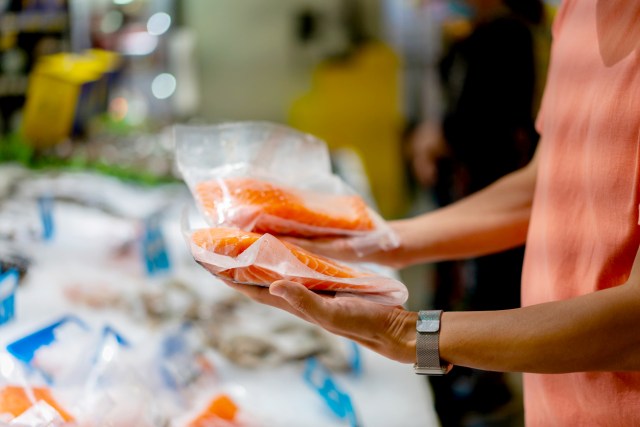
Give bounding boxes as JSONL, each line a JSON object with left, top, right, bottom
{"left": 414, "top": 310, "right": 453, "bottom": 375}
{"left": 382, "top": 309, "right": 418, "bottom": 364}
{"left": 381, "top": 219, "right": 421, "bottom": 269}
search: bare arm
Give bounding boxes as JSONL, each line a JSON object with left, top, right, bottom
{"left": 388, "top": 149, "right": 538, "bottom": 267}
{"left": 440, "top": 246, "right": 640, "bottom": 373}
{"left": 291, "top": 148, "right": 540, "bottom": 269}
{"left": 212, "top": 241, "right": 640, "bottom": 373}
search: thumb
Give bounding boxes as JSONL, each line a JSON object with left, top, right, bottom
{"left": 269, "top": 280, "right": 324, "bottom": 317}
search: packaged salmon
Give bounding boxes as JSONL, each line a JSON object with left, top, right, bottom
{"left": 186, "top": 225, "right": 408, "bottom": 306}
{"left": 0, "top": 385, "right": 74, "bottom": 423}
{"left": 186, "top": 394, "right": 238, "bottom": 427}
{"left": 174, "top": 122, "right": 399, "bottom": 256}
{"left": 193, "top": 177, "right": 376, "bottom": 238}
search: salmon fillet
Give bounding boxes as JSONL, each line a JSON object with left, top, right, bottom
{"left": 0, "top": 386, "right": 74, "bottom": 421}
{"left": 191, "top": 227, "right": 378, "bottom": 292}
{"left": 188, "top": 394, "right": 238, "bottom": 427}
{"left": 195, "top": 178, "right": 375, "bottom": 237}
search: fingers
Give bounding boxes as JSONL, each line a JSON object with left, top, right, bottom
{"left": 223, "top": 279, "right": 318, "bottom": 323}
{"left": 197, "top": 258, "right": 339, "bottom": 326}
{"left": 269, "top": 281, "right": 416, "bottom": 363}
{"left": 269, "top": 280, "right": 328, "bottom": 319}
{"left": 226, "top": 280, "right": 287, "bottom": 306}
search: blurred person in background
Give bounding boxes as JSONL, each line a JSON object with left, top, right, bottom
{"left": 408, "top": 0, "right": 549, "bottom": 424}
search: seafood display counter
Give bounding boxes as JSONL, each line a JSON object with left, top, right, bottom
{"left": 0, "top": 166, "right": 440, "bottom": 426}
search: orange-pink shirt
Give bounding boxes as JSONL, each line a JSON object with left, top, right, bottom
{"left": 521, "top": 0, "right": 640, "bottom": 425}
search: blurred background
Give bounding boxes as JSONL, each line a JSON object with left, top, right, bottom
{"left": 0, "top": 0, "right": 560, "bottom": 426}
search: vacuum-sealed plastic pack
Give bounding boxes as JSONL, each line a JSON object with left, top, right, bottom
{"left": 0, "top": 350, "right": 72, "bottom": 426}
{"left": 186, "top": 226, "right": 407, "bottom": 305}
{"left": 175, "top": 122, "right": 407, "bottom": 305}
{"left": 174, "top": 122, "right": 399, "bottom": 255}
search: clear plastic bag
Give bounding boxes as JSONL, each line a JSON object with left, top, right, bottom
{"left": 183, "top": 218, "right": 408, "bottom": 306}
{"left": 174, "top": 122, "right": 399, "bottom": 256}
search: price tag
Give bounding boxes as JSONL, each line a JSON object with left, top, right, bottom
{"left": 349, "top": 341, "right": 362, "bottom": 377}
{"left": 141, "top": 214, "right": 171, "bottom": 276}
{"left": 304, "top": 357, "right": 359, "bottom": 427}
{"left": 0, "top": 268, "right": 19, "bottom": 325}
{"left": 37, "top": 195, "right": 54, "bottom": 241}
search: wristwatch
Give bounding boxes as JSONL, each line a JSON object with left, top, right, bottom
{"left": 414, "top": 310, "right": 453, "bottom": 375}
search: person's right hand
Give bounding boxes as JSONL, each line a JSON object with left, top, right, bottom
{"left": 283, "top": 218, "right": 415, "bottom": 269}
{"left": 283, "top": 235, "right": 364, "bottom": 263}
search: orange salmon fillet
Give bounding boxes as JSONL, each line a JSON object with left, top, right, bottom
{"left": 0, "top": 386, "right": 74, "bottom": 421}
{"left": 195, "top": 177, "right": 375, "bottom": 236}
{"left": 192, "top": 227, "right": 376, "bottom": 292}
{"left": 188, "top": 394, "right": 238, "bottom": 427}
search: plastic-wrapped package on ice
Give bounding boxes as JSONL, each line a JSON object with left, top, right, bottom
{"left": 187, "top": 226, "right": 408, "bottom": 306}
{"left": 0, "top": 387, "right": 72, "bottom": 425}
{"left": 73, "top": 331, "right": 165, "bottom": 427}
{"left": 171, "top": 384, "right": 261, "bottom": 427}
{"left": 5, "top": 315, "right": 92, "bottom": 385}
{"left": 2, "top": 317, "right": 166, "bottom": 426}
{"left": 156, "top": 322, "right": 217, "bottom": 404}
{"left": 0, "top": 352, "right": 73, "bottom": 426}
{"left": 185, "top": 393, "right": 238, "bottom": 427}
{"left": 174, "top": 122, "right": 399, "bottom": 256}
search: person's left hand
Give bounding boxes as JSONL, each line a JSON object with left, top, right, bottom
{"left": 212, "top": 275, "right": 418, "bottom": 364}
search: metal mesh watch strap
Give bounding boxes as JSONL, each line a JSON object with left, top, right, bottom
{"left": 414, "top": 310, "right": 452, "bottom": 375}
{"left": 416, "top": 325, "right": 441, "bottom": 367}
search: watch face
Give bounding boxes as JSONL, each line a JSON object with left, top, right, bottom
{"left": 417, "top": 319, "right": 439, "bottom": 333}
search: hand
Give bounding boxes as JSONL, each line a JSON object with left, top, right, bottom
{"left": 408, "top": 121, "right": 448, "bottom": 188}
{"left": 283, "top": 219, "right": 415, "bottom": 269}
{"left": 221, "top": 278, "right": 418, "bottom": 364}
{"left": 282, "top": 235, "right": 364, "bottom": 263}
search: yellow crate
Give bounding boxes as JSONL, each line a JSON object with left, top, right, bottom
{"left": 21, "top": 51, "right": 117, "bottom": 148}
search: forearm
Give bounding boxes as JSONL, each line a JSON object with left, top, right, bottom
{"left": 233, "top": 248, "right": 640, "bottom": 373}
{"left": 438, "top": 281, "right": 640, "bottom": 373}
{"left": 386, "top": 156, "right": 537, "bottom": 268}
